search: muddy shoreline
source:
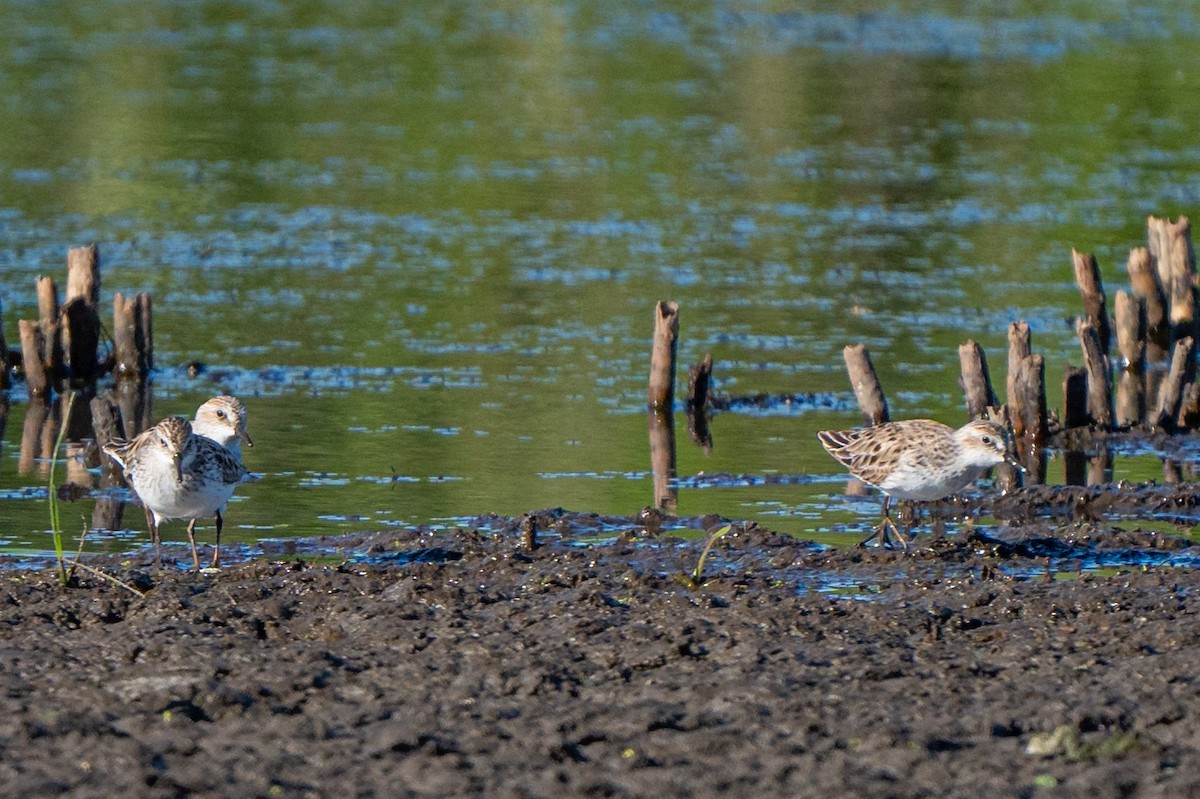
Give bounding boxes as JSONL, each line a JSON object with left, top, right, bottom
{"left": 3, "top": 510, "right": 1200, "bottom": 798}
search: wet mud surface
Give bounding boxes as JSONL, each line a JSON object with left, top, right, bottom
{"left": 4, "top": 500, "right": 1200, "bottom": 798}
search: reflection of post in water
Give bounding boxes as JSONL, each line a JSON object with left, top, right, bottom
{"left": 686, "top": 353, "right": 713, "bottom": 452}
{"left": 18, "top": 398, "right": 48, "bottom": 475}
{"left": 89, "top": 394, "right": 129, "bottom": 533}
{"left": 1063, "top": 449, "right": 1087, "bottom": 487}
{"left": 18, "top": 396, "right": 61, "bottom": 478}
{"left": 647, "top": 408, "right": 677, "bottom": 513}
{"left": 1088, "top": 446, "right": 1113, "bottom": 486}
{"left": 114, "top": 379, "right": 153, "bottom": 440}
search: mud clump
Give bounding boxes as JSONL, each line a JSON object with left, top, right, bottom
{"left": 1, "top": 516, "right": 1199, "bottom": 797}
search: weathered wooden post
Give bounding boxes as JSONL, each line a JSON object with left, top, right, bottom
{"left": 1155, "top": 336, "right": 1195, "bottom": 430}
{"left": 1076, "top": 318, "right": 1113, "bottom": 429}
{"left": 1006, "top": 321, "right": 1031, "bottom": 405}
{"left": 1113, "top": 291, "right": 1146, "bottom": 370}
{"left": 60, "top": 245, "right": 101, "bottom": 387}
{"left": 647, "top": 301, "right": 679, "bottom": 510}
{"left": 1127, "top": 246, "right": 1169, "bottom": 363}
{"left": 113, "top": 293, "right": 144, "bottom": 381}
{"left": 66, "top": 244, "right": 100, "bottom": 306}
{"left": 957, "top": 341, "right": 997, "bottom": 420}
{"left": 1180, "top": 383, "right": 1200, "bottom": 429}
{"left": 63, "top": 299, "right": 99, "bottom": 387}
{"left": 36, "top": 276, "right": 62, "bottom": 382}
{"left": 89, "top": 395, "right": 123, "bottom": 453}
{"left": 1165, "top": 217, "right": 1197, "bottom": 346}
{"left": 1012, "top": 354, "right": 1048, "bottom": 446}
{"left": 1072, "top": 249, "right": 1111, "bottom": 355}
{"left": 843, "top": 344, "right": 889, "bottom": 425}
{"left": 1113, "top": 290, "right": 1146, "bottom": 429}
{"left": 1116, "top": 370, "right": 1145, "bottom": 430}
{"left": 18, "top": 320, "right": 49, "bottom": 397}
{"left": 1062, "top": 365, "right": 1089, "bottom": 430}
{"left": 648, "top": 301, "right": 678, "bottom": 410}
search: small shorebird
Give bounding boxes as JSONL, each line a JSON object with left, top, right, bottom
{"left": 191, "top": 395, "right": 253, "bottom": 457}
{"left": 817, "top": 418, "right": 1014, "bottom": 550}
{"left": 104, "top": 415, "right": 250, "bottom": 570}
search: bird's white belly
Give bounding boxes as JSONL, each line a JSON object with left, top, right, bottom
{"left": 131, "top": 469, "right": 236, "bottom": 521}
{"left": 879, "top": 464, "right": 985, "bottom": 501}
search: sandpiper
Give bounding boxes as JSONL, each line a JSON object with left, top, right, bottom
{"left": 817, "top": 418, "right": 1014, "bottom": 550}
{"left": 104, "top": 415, "right": 250, "bottom": 570}
{"left": 192, "top": 395, "right": 253, "bottom": 458}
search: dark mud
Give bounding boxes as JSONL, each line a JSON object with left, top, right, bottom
{"left": 4, "top": 506, "right": 1200, "bottom": 798}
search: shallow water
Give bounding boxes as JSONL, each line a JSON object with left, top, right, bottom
{"left": 4, "top": 2, "right": 1200, "bottom": 557}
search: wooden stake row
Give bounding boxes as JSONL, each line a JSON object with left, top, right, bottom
{"left": 2, "top": 245, "right": 154, "bottom": 397}
{"left": 1066, "top": 215, "right": 1198, "bottom": 432}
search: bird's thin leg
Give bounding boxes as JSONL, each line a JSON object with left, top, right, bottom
{"left": 888, "top": 502, "right": 911, "bottom": 552}
{"left": 858, "top": 495, "right": 894, "bottom": 548}
{"left": 186, "top": 519, "right": 200, "bottom": 572}
{"left": 144, "top": 506, "right": 161, "bottom": 569}
{"left": 210, "top": 511, "right": 223, "bottom": 570}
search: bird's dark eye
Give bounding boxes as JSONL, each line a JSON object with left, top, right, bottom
{"left": 216, "top": 410, "right": 226, "bottom": 419}
{"left": 981, "top": 435, "right": 992, "bottom": 444}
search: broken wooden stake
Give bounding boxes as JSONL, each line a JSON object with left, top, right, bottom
{"left": 1010, "top": 353, "right": 1048, "bottom": 446}
{"left": 648, "top": 301, "right": 679, "bottom": 410}
{"left": 1127, "top": 245, "right": 1169, "bottom": 363}
{"left": 36, "top": 276, "right": 62, "bottom": 383}
{"left": 1005, "top": 321, "right": 1031, "bottom": 404}
{"left": 63, "top": 299, "right": 100, "bottom": 387}
{"left": 957, "top": 340, "right": 997, "bottom": 420}
{"left": 66, "top": 244, "right": 100, "bottom": 306}
{"left": 1113, "top": 290, "right": 1146, "bottom": 371}
{"left": 89, "top": 395, "right": 123, "bottom": 453}
{"left": 1115, "top": 370, "right": 1144, "bottom": 430}
{"left": 843, "top": 344, "right": 889, "bottom": 425}
{"left": 1180, "top": 383, "right": 1200, "bottom": 429}
{"left": 1076, "top": 318, "right": 1113, "bottom": 429}
{"left": 18, "top": 320, "right": 49, "bottom": 397}
{"left": 1072, "top": 249, "right": 1111, "bottom": 355}
{"left": 113, "top": 293, "right": 143, "bottom": 381}
{"left": 1155, "top": 336, "right": 1195, "bottom": 430}
{"left": 1062, "top": 365, "right": 1089, "bottom": 430}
